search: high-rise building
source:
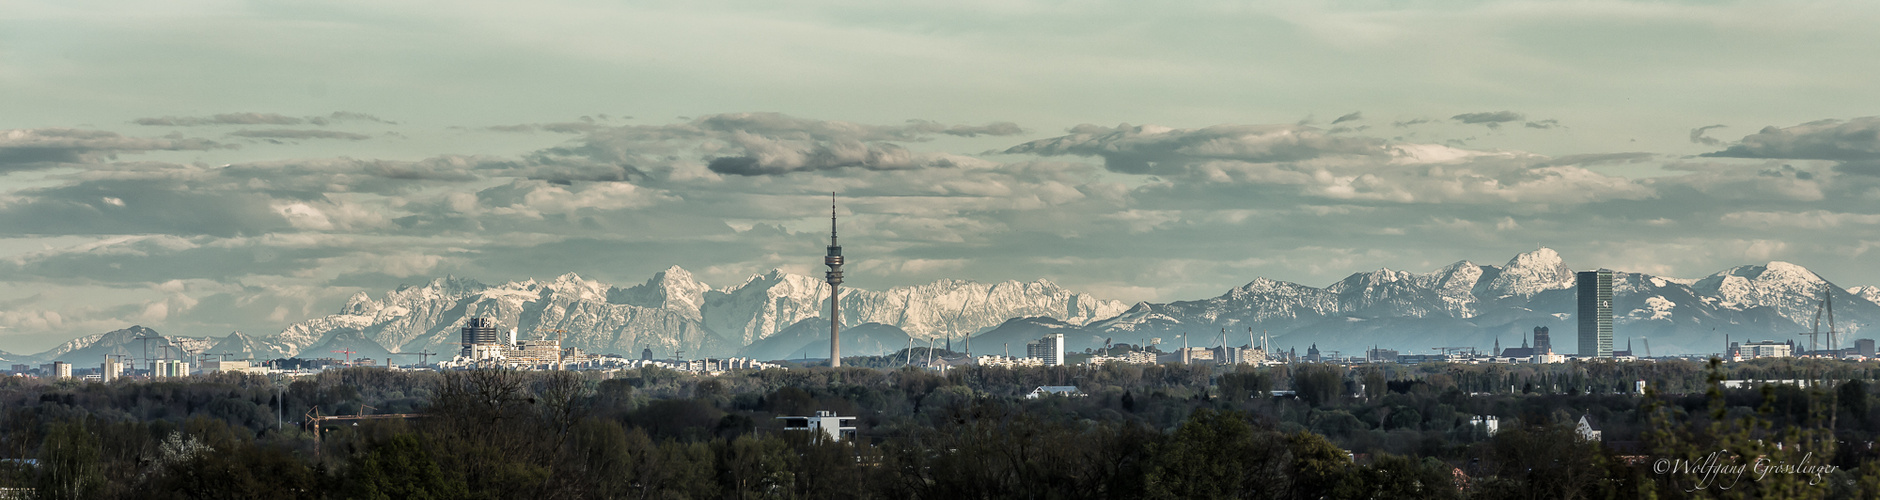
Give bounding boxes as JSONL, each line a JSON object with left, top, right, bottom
{"left": 101, "top": 358, "right": 124, "bottom": 382}
{"left": 1026, "top": 334, "right": 1064, "bottom": 366}
{"left": 1859, "top": 339, "right": 1876, "bottom": 357}
{"left": 1577, "top": 270, "right": 1614, "bottom": 357}
{"left": 824, "top": 193, "right": 845, "bottom": 368}
{"left": 1533, "top": 326, "right": 1552, "bottom": 354}
{"left": 461, "top": 317, "right": 501, "bottom": 357}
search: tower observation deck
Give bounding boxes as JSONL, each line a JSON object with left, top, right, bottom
{"left": 825, "top": 193, "right": 844, "bottom": 367}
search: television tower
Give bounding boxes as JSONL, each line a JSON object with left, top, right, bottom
{"left": 825, "top": 192, "right": 844, "bottom": 368}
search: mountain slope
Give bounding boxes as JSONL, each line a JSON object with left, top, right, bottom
{"left": 737, "top": 319, "right": 915, "bottom": 361}
{"left": 32, "top": 325, "right": 214, "bottom": 364}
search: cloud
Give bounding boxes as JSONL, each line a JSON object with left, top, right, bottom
{"left": 1331, "top": 112, "right": 1363, "bottom": 125}
{"left": 307, "top": 112, "right": 397, "bottom": 126}
{"left": 906, "top": 120, "right": 1024, "bottom": 137}
{"left": 229, "top": 129, "right": 373, "bottom": 141}
{"left": 1451, "top": 111, "right": 1525, "bottom": 128}
{"left": 1689, "top": 124, "right": 1728, "bottom": 145}
{"left": 1702, "top": 117, "right": 1880, "bottom": 161}
{"left": 1392, "top": 118, "right": 1433, "bottom": 128}
{"left": 0, "top": 128, "right": 226, "bottom": 172}
{"left": 1001, "top": 123, "right": 1387, "bottom": 174}
{"left": 135, "top": 113, "right": 304, "bottom": 126}
{"left": 520, "top": 112, "right": 1011, "bottom": 177}
{"left": 134, "top": 111, "right": 396, "bottom": 127}
{"left": 1524, "top": 119, "right": 1560, "bottom": 129}
{"left": 1534, "top": 152, "right": 1655, "bottom": 167}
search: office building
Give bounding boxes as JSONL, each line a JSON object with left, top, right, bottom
{"left": 1026, "top": 334, "right": 1065, "bottom": 366}
{"left": 153, "top": 359, "right": 189, "bottom": 378}
{"left": 1577, "top": 270, "right": 1613, "bottom": 357}
{"left": 1859, "top": 339, "right": 1876, "bottom": 357}
{"left": 461, "top": 317, "right": 502, "bottom": 357}
{"left": 1736, "top": 340, "right": 1793, "bottom": 359}
{"left": 47, "top": 362, "right": 71, "bottom": 379}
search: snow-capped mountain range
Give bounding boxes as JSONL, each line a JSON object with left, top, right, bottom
{"left": 20, "top": 248, "right": 1880, "bottom": 363}
{"left": 236, "top": 266, "right": 1124, "bottom": 360}
{"left": 1031, "top": 248, "right": 1880, "bottom": 357}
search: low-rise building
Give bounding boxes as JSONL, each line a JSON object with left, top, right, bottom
{"left": 976, "top": 355, "right": 1043, "bottom": 368}
{"left": 777, "top": 410, "right": 856, "bottom": 442}
{"left": 1026, "top": 386, "right": 1085, "bottom": 399}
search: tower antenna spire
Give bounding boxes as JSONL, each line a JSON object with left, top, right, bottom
{"left": 825, "top": 192, "right": 845, "bottom": 368}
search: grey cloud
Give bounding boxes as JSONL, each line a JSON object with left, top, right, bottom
{"left": 135, "top": 111, "right": 395, "bottom": 127}
{"left": 1452, "top": 111, "right": 1525, "bottom": 128}
{"left": 1534, "top": 152, "right": 1655, "bottom": 167}
{"left": 1702, "top": 117, "right": 1880, "bottom": 161}
{"left": 1689, "top": 125, "right": 1728, "bottom": 146}
{"left": 1524, "top": 119, "right": 1560, "bottom": 130}
{"left": 907, "top": 120, "right": 1024, "bottom": 137}
{"left": 306, "top": 112, "right": 397, "bottom": 126}
{"left": 0, "top": 128, "right": 225, "bottom": 172}
{"left": 518, "top": 112, "right": 1011, "bottom": 177}
{"left": 0, "top": 180, "right": 289, "bottom": 237}
{"left": 134, "top": 113, "right": 305, "bottom": 126}
{"left": 1001, "top": 123, "right": 1387, "bottom": 174}
{"left": 1332, "top": 112, "right": 1363, "bottom": 125}
{"left": 229, "top": 129, "right": 373, "bottom": 141}
{"left": 1392, "top": 118, "right": 1433, "bottom": 128}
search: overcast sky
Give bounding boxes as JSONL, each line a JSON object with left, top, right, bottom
{"left": 3, "top": 1, "right": 1879, "bottom": 352}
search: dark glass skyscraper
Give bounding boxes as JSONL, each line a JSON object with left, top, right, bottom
{"left": 1577, "top": 270, "right": 1613, "bottom": 357}
{"left": 462, "top": 317, "right": 500, "bottom": 357}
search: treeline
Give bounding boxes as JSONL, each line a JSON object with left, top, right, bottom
{"left": 0, "top": 356, "right": 1877, "bottom": 498}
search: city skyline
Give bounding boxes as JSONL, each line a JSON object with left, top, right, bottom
{"left": 5, "top": 1, "right": 1880, "bottom": 352}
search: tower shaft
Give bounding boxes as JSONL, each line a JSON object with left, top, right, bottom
{"left": 825, "top": 193, "right": 844, "bottom": 368}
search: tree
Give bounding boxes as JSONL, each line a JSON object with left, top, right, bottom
{"left": 34, "top": 420, "right": 103, "bottom": 500}
{"left": 1294, "top": 364, "right": 1345, "bottom": 407}
{"left": 1144, "top": 409, "right": 1290, "bottom": 499}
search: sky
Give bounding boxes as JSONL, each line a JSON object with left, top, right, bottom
{"left": 3, "top": 0, "right": 1879, "bottom": 353}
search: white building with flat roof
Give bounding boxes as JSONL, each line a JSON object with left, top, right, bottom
{"left": 777, "top": 410, "right": 856, "bottom": 442}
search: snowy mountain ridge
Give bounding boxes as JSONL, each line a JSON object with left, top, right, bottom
{"left": 256, "top": 268, "right": 1128, "bottom": 359}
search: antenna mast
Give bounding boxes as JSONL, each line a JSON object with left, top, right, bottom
{"left": 824, "top": 192, "right": 844, "bottom": 368}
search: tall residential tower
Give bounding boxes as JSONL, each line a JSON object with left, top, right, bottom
{"left": 1577, "top": 270, "right": 1613, "bottom": 357}
{"left": 824, "top": 193, "right": 844, "bottom": 368}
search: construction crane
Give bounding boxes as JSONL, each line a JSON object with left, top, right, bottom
{"left": 304, "top": 405, "right": 423, "bottom": 459}
{"left": 331, "top": 350, "right": 357, "bottom": 364}
{"left": 136, "top": 333, "right": 165, "bottom": 373}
